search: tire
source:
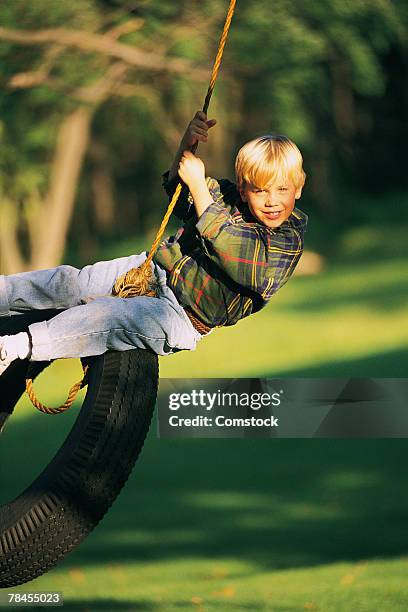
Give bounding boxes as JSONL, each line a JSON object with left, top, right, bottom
{"left": 0, "top": 311, "right": 158, "bottom": 588}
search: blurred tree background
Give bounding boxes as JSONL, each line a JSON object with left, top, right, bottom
{"left": 0, "top": 0, "right": 407, "bottom": 273}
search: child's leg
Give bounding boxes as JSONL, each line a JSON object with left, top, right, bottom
{"left": 28, "top": 293, "right": 200, "bottom": 359}
{"left": 0, "top": 253, "right": 149, "bottom": 317}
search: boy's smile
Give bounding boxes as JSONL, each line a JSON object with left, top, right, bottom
{"left": 240, "top": 181, "right": 302, "bottom": 228}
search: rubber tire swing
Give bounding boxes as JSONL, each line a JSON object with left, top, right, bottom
{"left": 0, "top": 311, "right": 158, "bottom": 588}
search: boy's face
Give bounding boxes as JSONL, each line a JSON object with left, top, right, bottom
{"left": 240, "top": 180, "right": 302, "bottom": 228}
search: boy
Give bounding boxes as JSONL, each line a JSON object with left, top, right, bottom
{"left": 0, "top": 111, "right": 307, "bottom": 374}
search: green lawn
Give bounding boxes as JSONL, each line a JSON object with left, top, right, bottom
{"left": 2, "top": 224, "right": 408, "bottom": 610}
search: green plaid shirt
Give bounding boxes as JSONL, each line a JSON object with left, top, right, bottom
{"left": 153, "top": 173, "right": 308, "bottom": 327}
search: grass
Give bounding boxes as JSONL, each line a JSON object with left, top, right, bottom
{"left": 1, "top": 221, "right": 408, "bottom": 610}
{"left": 8, "top": 556, "right": 408, "bottom": 610}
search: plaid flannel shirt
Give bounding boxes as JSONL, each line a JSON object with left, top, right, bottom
{"left": 153, "top": 172, "right": 308, "bottom": 327}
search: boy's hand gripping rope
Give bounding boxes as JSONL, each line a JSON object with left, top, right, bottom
{"left": 26, "top": 0, "right": 237, "bottom": 414}
{"left": 112, "top": 0, "right": 237, "bottom": 299}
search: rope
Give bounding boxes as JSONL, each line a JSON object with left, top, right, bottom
{"left": 26, "top": 0, "right": 236, "bottom": 414}
{"left": 26, "top": 364, "right": 89, "bottom": 415}
{"left": 201, "top": 0, "right": 237, "bottom": 117}
{"left": 184, "top": 309, "right": 213, "bottom": 335}
{"left": 113, "top": 0, "right": 237, "bottom": 298}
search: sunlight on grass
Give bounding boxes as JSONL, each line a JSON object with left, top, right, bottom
{"left": 100, "top": 529, "right": 206, "bottom": 546}
{"left": 185, "top": 490, "right": 340, "bottom": 522}
{"left": 322, "top": 469, "right": 383, "bottom": 491}
{"left": 9, "top": 556, "right": 408, "bottom": 610}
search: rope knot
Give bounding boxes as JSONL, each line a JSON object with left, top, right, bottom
{"left": 112, "top": 259, "right": 157, "bottom": 298}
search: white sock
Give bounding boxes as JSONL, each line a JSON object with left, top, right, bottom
{"left": 0, "top": 332, "right": 31, "bottom": 362}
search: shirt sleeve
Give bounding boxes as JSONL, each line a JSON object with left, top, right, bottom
{"left": 162, "top": 172, "right": 231, "bottom": 223}
{"left": 162, "top": 171, "right": 195, "bottom": 222}
{"left": 195, "top": 202, "right": 304, "bottom": 298}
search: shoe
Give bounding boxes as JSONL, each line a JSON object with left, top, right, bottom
{"left": 0, "top": 361, "right": 11, "bottom": 376}
{"left": 0, "top": 338, "right": 12, "bottom": 377}
{"left": 0, "top": 333, "right": 30, "bottom": 377}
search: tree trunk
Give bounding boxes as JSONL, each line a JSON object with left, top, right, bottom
{"left": 32, "top": 106, "right": 92, "bottom": 270}
{"left": 89, "top": 140, "right": 115, "bottom": 231}
{"left": 0, "top": 198, "right": 26, "bottom": 274}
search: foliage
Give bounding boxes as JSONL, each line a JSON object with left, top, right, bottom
{"left": 0, "top": 0, "right": 407, "bottom": 269}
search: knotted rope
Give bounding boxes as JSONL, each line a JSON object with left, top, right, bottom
{"left": 26, "top": 0, "right": 236, "bottom": 414}
{"left": 26, "top": 364, "right": 89, "bottom": 415}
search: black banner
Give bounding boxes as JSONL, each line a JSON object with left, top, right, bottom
{"left": 157, "top": 378, "right": 408, "bottom": 438}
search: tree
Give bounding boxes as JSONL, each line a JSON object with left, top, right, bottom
{"left": 0, "top": 0, "right": 407, "bottom": 273}
{"left": 0, "top": 0, "right": 210, "bottom": 272}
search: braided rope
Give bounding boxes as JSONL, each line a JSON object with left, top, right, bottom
{"left": 113, "top": 0, "right": 237, "bottom": 298}
{"left": 184, "top": 309, "right": 213, "bottom": 335}
{"left": 201, "top": 0, "right": 237, "bottom": 117}
{"left": 27, "top": 0, "right": 236, "bottom": 414}
{"left": 26, "top": 364, "right": 89, "bottom": 415}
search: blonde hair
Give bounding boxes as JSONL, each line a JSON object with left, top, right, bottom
{"left": 235, "top": 135, "right": 306, "bottom": 190}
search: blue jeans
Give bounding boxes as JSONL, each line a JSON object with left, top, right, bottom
{"left": 0, "top": 253, "right": 202, "bottom": 360}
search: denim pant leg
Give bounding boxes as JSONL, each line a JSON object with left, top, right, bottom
{"left": 0, "top": 253, "right": 151, "bottom": 316}
{"left": 27, "top": 264, "right": 201, "bottom": 360}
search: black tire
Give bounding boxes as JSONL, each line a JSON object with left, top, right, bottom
{"left": 0, "top": 311, "right": 158, "bottom": 588}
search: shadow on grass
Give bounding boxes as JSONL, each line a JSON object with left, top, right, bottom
{"left": 1, "top": 345, "right": 408, "bottom": 581}
{"left": 60, "top": 598, "right": 283, "bottom": 611}
{"left": 260, "top": 345, "right": 408, "bottom": 377}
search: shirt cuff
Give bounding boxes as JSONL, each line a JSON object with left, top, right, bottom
{"left": 162, "top": 170, "right": 179, "bottom": 197}
{"left": 195, "top": 201, "right": 230, "bottom": 237}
